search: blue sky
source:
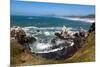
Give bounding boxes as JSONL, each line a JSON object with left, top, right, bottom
{"left": 11, "top": 0, "right": 95, "bottom": 16}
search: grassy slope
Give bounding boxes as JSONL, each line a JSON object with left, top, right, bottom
{"left": 11, "top": 31, "right": 95, "bottom": 66}
{"left": 64, "top": 31, "right": 95, "bottom": 63}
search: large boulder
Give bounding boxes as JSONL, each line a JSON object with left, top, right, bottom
{"left": 55, "top": 32, "right": 72, "bottom": 40}
{"left": 11, "top": 26, "right": 26, "bottom": 39}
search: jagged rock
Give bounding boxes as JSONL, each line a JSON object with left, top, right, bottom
{"left": 37, "top": 30, "right": 40, "bottom": 32}
{"left": 11, "top": 26, "right": 37, "bottom": 51}
{"left": 11, "top": 26, "right": 26, "bottom": 39}
{"left": 88, "top": 22, "right": 95, "bottom": 33}
{"left": 73, "top": 33, "right": 80, "bottom": 38}
{"left": 11, "top": 26, "right": 36, "bottom": 44}
{"left": 17, "top": 36, "right": 36, "bottom": 45}
{"left": 55, "top": 32, "right": 72, "bottom": 40}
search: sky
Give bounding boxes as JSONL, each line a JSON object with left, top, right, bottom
{"left": 11, "top": 0, "right": 95, "bottom": 16}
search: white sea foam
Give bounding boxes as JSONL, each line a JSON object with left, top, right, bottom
{"left": 56, "top": 40, "right": 65, "bottom": 45}
{"left": 34, "top": 41, "right": 64, "bottom": 53}
{"left": 22, "top": 26, "right": 73, "bottom": 31}
{"left": 36, "top": 47, "right": 64, "bottom": 53}
{"left": 36, "top": 43, "right": 52, "bottom": 50}
{"left": 44, "top": 31, "right": 51, "bottom": 36}
{"left": 22, "top": 26, "right": 75, "bottom": 37}
{"left": 27, "top": 17, "right": 39, "bottom": 20}
{"left": 31, "top": 38, "right": 74, "bottom": 53}
{"left": 58, "top": 17, "right": 95, "bottom": 23}
{"left": 27, "top": 17, "right": 33, "bottom": 19}
{"left": 71, "top": 42, "right": 74, "bottom": 46}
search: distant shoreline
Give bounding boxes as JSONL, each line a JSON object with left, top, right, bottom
{"left": 59, "top": 17, "right": 95, "bottom": 23}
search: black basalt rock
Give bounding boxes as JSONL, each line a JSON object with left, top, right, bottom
{"left": 88, "top": 22, "right": 95, "bottom": 33}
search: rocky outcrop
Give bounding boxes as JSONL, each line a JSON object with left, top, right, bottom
{"left": 88, "top": 22, "right": 95, "bottom": 33}
{"left": 11, "top": 26, "right": 26, "bottom": 38}
{"left": 55, "top": 32, "right": 71, "bottom": 40}
{"left": 11, "top": 26, "right": 36, "bottom": 50}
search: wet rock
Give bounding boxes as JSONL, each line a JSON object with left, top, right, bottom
{"left": 73, "top": 33, "right": 80, "bottom": 38}
{"left": 88, "top": 22, "right": 95, "bottom": 33}
{"left": 17, "top": 36, "right": 36, "bottom": 45}
{"left": 73, "top": 37, "right": 82, "bottom": 49}
{"left": 55, "top": 32, "right": 60, "bottom": 37}
{"left": 55, "top": 32, "right": 72, "bottom": 40}
{"left": 37, "top": 30, "right": 40, "bottom": 32}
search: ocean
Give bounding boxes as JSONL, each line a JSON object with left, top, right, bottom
{"left": 11, "top": 15, "right": 92, "bottom": 53}
{"left": 11, "top": 16, "right": 91, "bottom": 30}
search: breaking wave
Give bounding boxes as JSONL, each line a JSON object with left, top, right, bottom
{"left": 22, "top": 26, "right": 73, "bottom": 31}
{"left": 30, "top": 39, "right": 74, "bottom": 53}
{"left": 22, "top": 26, "right": 77, "bottom": 37}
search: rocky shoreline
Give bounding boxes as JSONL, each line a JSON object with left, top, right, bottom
{"left": 10, "top": 24, "right": 91, "bottom": 60}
